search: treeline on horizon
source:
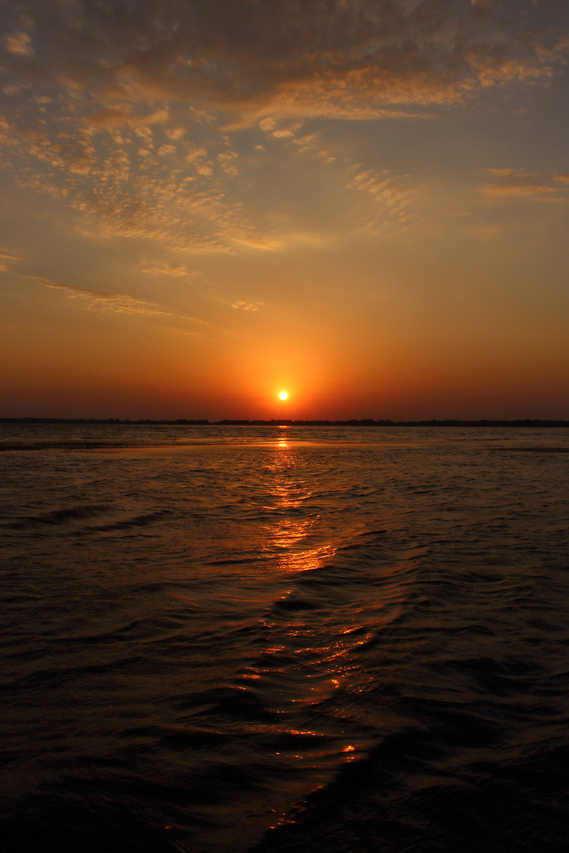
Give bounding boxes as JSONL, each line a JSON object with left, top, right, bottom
{"left": 2, "top": 418, "right": 569, "bottom": 427}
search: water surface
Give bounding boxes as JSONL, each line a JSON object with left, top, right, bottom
{"left": 1, "top": 424, "right": 568, "bottom": 851}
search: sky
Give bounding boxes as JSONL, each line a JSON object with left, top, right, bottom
{"left": 1, "top": 0, "right": 568, "bottom": 420}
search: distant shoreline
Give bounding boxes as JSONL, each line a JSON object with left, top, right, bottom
{"left": 1, "top": 418, "right": 568, "bottom": 428}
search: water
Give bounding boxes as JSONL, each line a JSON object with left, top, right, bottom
{"left": 1, "top": 423, "right": 569, "bottom": 852}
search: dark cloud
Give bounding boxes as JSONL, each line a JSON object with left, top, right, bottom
{"left": 1, "top": 1, "right": 567, "bottom": 119}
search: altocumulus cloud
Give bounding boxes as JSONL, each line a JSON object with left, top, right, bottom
{"left": 0, "top": 1, "right": 568, "bottom": 250}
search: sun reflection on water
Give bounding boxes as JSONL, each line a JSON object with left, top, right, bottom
{"left": 263, "top": 441, "right": 336, "bottom": 574}
{"left": 232, "top": 437, "right": 377, "bottom": 803}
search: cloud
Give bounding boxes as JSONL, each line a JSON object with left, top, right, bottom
{"left": 482, "top": 184, "right": 560, "bottom": 198}
{"left": 165, "top": 127, "right": 187, "bottom": 140}
{"left": 3, "top": 32, "right": 33, "bottom": 56}
{"left": 218, "top": 150, "right": 239, "bottom": 175}
{"left": 259, "top": 118, "right": 276, "bottom": 132}
{"left": 1, "top": 1, "right": 566, "bottom": 123}
{"left": 1, "top": 2, "right": 567, "bottom": 254}
{"left": 346, "top": 167, "right": 415, "bottom": 227}
{"left": 482, "top": 168, "right": 569, "bottom": 201}
{"left": 0, "top": 107, "right": 275, "bottom": 252}
{"left": 232, "top": 300, "right": 262, "bottom": 311}
{"left": 27, "top": 277, "right": 207, "bottom": 333}
{"left": 139, "top": 262, "right": 196, "bottom": 278}
{"left": 35, "top": 279, "right": 178, "bottom": 316}
{"left": 84, "top": 107, "right": 169, "bottom": 131}
{"left": 0, "top": 248, "right": 21, "bottom": 272}
{"left": 488, "top": 169, "right": 538, "bottom": 178}
{"left": 480, "top": 168, "right": 569, "bottom": 201}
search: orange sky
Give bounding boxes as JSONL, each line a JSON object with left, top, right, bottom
{"left": 1, "top": 1, "right": 568, "bottom": 419}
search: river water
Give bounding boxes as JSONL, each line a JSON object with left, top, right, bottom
{"left": 1, "top": 424, "right": 568, "bottom": 852}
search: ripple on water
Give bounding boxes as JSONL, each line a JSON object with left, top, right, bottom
{"left": 1, "top": 425, "right": 569, "bottom": 851}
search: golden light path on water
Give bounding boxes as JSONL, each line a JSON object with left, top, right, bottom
{"left": 268, "top": 436, "right": 336, "bottom": 574}
{"left": 244, "top": 431, "right": 376, "bottom": 827}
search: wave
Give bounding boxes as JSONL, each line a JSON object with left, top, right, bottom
{"left": 1, "top": 504, "right": 110, "bottom": 529}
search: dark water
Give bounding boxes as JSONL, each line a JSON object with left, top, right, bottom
{"left": 1, "top": 424, "right": 569, "bottom": 852}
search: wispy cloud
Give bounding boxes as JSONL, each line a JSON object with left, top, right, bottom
{"left": 482, "top": 169, "right": 569, "bottom": 201}
{"left": 139, "top": 262, "right": 195, "bottom": 278}
{"left": 32, "top": 277, "right": 204, "bottom": 324}
{"left": 488, "top": 169, "right": 542, "bottom": 179}
{"left": 0, "top": 248, "right": 21, "bottom": 272}
{"left": 39, "top": 279, "right": 176, "bottom": 316}
{"left": 482, "top": 184, "right": 560, "bottom": 199}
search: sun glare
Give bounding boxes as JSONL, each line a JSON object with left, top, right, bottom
{"left": 279, "top": 391, "right": 288, "bottom": 400}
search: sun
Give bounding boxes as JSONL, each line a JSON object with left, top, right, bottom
{"left": 278, "top": 391, "right": 288, "bottom": 400}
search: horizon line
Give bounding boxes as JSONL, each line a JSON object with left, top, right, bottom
{"left": 2, "top": 418, "right": 569, "bottom": 428}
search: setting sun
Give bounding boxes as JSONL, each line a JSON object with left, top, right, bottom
{"left": 279, "top": 391, "right": 288, "bottom": 401}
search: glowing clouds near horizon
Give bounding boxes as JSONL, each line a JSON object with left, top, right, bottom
{"left": 279, "top": 391, "right": 288, "bottom": 401}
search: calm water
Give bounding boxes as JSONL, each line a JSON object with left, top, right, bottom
{"left": 1, "top": 424, "right": 569, "bottom": 852}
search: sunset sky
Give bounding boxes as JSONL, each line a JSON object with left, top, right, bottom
{"left": 1, "top": 0, "right": 568, "bottom": 420}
